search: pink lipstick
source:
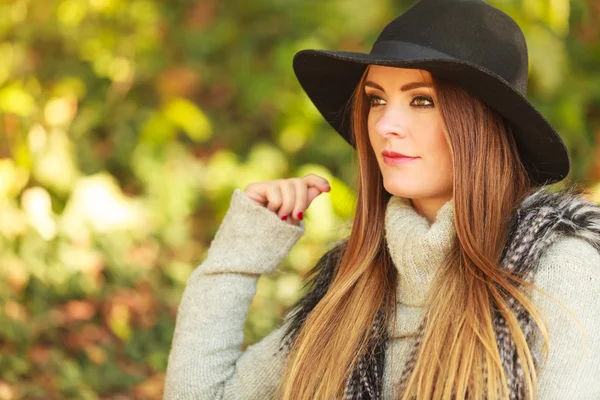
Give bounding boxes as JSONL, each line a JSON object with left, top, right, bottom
{"left": 382, "top": 150, "right": 420, "bottom": 166}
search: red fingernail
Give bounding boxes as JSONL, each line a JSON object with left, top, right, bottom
{"left": 297, "top": 212, "right": 303, "bottom": 220}
{"left": 281, "top": 215, "right": 288, "bottom": 221}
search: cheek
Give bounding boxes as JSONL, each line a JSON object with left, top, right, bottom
{"left": 367, "top": 115, "right": 374, "bottom": 136}
{"left": 421, "top": 124, "right": 452, "bottom": 168}
{"left": 367, "top": 119, "right": 380, "bottom": 147}
{"left": 434, "top": 128, "right": 451, "bottom": 160}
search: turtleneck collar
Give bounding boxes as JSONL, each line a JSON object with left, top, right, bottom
{"left": 384, "top": 195, "right": 456, "bottom": 307}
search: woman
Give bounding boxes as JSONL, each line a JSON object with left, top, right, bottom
{"left": 164, "top": 0, "right": 600, "bottom": 398}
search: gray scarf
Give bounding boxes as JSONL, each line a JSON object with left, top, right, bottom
{"left": 278, "top": 184, "right": 600, "bottom": 399}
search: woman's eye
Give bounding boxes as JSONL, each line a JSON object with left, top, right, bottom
{"left": 411, "top": 95, "right": 434, "bottom": 107}
{"left": 366, "top": 94, "right": 434, "bottom": 108}
{"left": 367, "top": 94, "right": 385, "bottom": 107}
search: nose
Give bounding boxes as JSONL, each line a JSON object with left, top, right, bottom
{"left": 373, "top": 105, "right": 408, "bottom": 139}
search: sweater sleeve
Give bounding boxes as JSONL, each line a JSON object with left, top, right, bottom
{"left": 531, "top": 236, "right": 600, "bottom": 400}
{"left": 163, "top": 188, "right": 305, "bottom": 400}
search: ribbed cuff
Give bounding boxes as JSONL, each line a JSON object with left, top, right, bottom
{"left": 200, "top": 189, "right": 305, "bottom": 275}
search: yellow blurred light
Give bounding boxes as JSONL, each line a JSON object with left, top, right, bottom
{"left": 61, "top": 173, "right": 146, "bottom": 233}
{"left": 0, "top": 158, "right": 29, "bottom": 199}
{"left": 0, "top": 42, "right": 14, "bottom": 86}
{"left": 10, "top": 0, "right": 26, "bottom": 23}
{"left": 25, "top": 76, "right": 42, "bottom": 98}
{"left": 109, "top": 57, "right": 134, "bottom": 83}
{"left": 275, "top": 274, "right": 303, "bottom": 307}
{"left": 163, "top": 97, "right": 212, "bottom": 142}
{"left": 0, "top": 82, "right": 36, "bottom": 116}
{"left": 80, "top": 38, "right": 103, "bottom": 61}
{"left": 89, "top": 0, "right": 121, "bottom": 15}
{"left": 246, "top": 143, "right": 288, "bottom": 180}
{"left": 548, "top": 0, "right": 570, "bottom": 36}
{"left": 256, "top": 276, "right": 276, "bottom": 299}
{"left": 0, "top": 202, "right": 27, "bottom": 239}
{"left": 204, "top": 150, "right": 240, "bottom": 194}
{"left": 28, "top": 124, "right": 48, "bottom": 153}
{"left": 92, "top": 52, "right": 113, "bottom": 78}
{"left": 287, "top": 241, "right": 314, "bottom": 273}
{"left": 279, "top": 124, "right": 307, "bottom": 153}
{"left": 57, "top": 0, "right": 88, "bottom": 27}
{"left": 328, "top": 176, "right": 357, "bottom": 220}
{"left": 89, "top": 0, "right": 108, "bottom": 10}
{"left": 21, "top": 186, "right": 57, "bottom": 240}
{"left": 231, "top": 144, "right": 289, "bottom": 192}
{"left": 163, "top": 261, "right": 194, "bottom": 285}
{"left": 33, "top": 129, "right": 80, "bottom": 195}
{"left": 523, "top": 0, "right": 543, "bottom": 20}
{"left": 44, "top": 96, "right": 78, "bottom": 127}
{"left": 58, "top": 244, "right": 104, "bottom": 277}
{"left": 54, "top": 77, "right": 87, "bottom": 99}
{"left": 0, "top": 382, "right": 16, "bottom": 400}
{"left": 129, "top": 0, "right": 158, "bottom": 23}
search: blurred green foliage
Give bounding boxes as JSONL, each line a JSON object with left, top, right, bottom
{"left": 0, "top": 0, "right": 599, "bottom": 398}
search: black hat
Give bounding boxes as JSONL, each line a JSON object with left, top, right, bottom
{"left": 292, "top": 0, "right": 570, "bottom": 186}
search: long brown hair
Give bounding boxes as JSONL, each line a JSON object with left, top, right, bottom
{"left": 275, "top": 65, "right": 550, "bottom": 399}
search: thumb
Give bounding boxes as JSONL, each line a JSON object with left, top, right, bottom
{"left": 307, "top": 186, "right": 326, "bottom": 206}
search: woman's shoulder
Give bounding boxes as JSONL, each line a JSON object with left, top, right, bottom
{"left": 514, "top": 184, "right": 600, "bottom": 288}
{"left": 539, "top": 235, "right": 600, "bottom": 267}
{"left": 529, "top": 234, "right": 600, "bottom": 395}
{"left": 533, "top": 235, "right": 600, "bottom": 306}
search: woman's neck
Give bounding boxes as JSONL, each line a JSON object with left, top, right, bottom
{"left": 384, "top": 195, "right": 456, "bottom": 306}
{"left": 409, "top": 192, "right": 453, "bottom": 225}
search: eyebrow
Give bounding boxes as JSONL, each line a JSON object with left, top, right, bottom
{"left": 364, "top": 81, "right": 432, "bottom": 92}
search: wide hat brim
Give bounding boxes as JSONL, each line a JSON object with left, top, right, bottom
{"left": 293, "top": 44, "right": 571, "bottom": 186}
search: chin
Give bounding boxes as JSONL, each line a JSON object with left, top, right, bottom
{"left": 383, "top": 180, "right": 441, "bottom": 199}
{"left": 382, "top": 181, "right": 420, "bottom": 199}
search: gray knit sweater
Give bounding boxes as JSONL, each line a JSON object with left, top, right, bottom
{"left": 164, "top": 189, "right": 600, "bottom": 399}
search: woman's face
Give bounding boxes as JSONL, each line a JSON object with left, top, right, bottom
{"left": 365, "top": 65, "right": 453, "bottom": 210}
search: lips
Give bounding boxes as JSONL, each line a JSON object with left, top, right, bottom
{"left": 381, "top": 150, "right": 418, "bottom": 159}
{"left": 381, "top": 150, "right": 420, "bottom": 166}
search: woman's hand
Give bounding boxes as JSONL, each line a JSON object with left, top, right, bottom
{"left": 244, "top": 174, "right": 331, "bottom": 226}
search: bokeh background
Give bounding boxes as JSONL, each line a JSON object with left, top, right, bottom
{"left": 0, "top": 0, "right": 599, "bottom": 398}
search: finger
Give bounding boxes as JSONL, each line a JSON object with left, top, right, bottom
{"left": 245, "top": 183, "right": 269, "bottom": 207}
{"left": 277, "top": 180, "right": 296, "bottom": 219}
{"left": 285, "top": 215, "right": 300, "bottom": 226}
{"left": 265, "top": 184, "right": 282, "bottom": 213}
{"left": 292, "top": 178, "right": 307, "bottom": 221}
{"left": 307, "top": 186, "right": 323, "bottom": 206}
{"left": 302, "top": 174, "right": 330, "bottom": 192}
